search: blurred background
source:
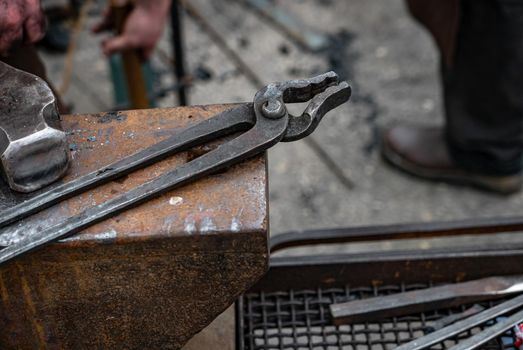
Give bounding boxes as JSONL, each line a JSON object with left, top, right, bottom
{"left": 39, "top": 0, "right": 523, "bottom": 254}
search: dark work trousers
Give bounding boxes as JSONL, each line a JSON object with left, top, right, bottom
{"left": 408, "top": 0, "right": 523, "bottom": 175}
{"left": 0, "top": 45, "right": 67, "bottom": 113}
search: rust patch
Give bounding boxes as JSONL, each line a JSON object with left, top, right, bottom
{"left": 0, "top": 104, "right": 267, "bottom": 246}
{"left": 0, "top": 104, "right": 269, "bottom": 349}
{"left": 17, "top": 263, "right": 46, "bottom": 347}
{"left": 0, "top": 272, "right": 8, "bottom": 303}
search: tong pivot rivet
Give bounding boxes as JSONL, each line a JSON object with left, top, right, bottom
{"left": 262, "top": 100, "right": 286, "bottom": 119}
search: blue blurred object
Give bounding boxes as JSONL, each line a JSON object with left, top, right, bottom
{"left": 108, "top": 54, "right": 157, "bottom": 109}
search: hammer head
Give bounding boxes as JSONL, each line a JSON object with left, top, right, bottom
{"left": 0, "top": 62, "right": 70, "bottom": 193}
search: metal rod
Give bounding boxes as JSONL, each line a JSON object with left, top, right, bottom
{"left": 448, "top": 307, "right": 523, "bottom": 350}
{"left": 270, "top": 218, "right": 523, "bottom": 253}
{"left": 236, "top": 0, "right": 329, "bottom": 52}
{"left": 395, "top": 293, "right": 523, "bottom": 350}
{"left": 180, "top": 0, "right": 264, "bottom": 87}
{"left": 304, "top": 136, "right": 354, "bottom": 189}
{"left": 0, "top": 105, "right": 253, "bottom": 233}
{"left": 426, "top": 304, "right": 485, "bottom": 332}
{"left": 171, "top": 0, "right": 188, "bottom": 105}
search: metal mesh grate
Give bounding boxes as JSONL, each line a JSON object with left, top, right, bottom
{"left": 238, "top": 283, "right": 518, "bottom": 350}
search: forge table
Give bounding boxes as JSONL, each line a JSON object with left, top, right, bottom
{"left": 0, "top": 105, "right": 269, "bottom": 349}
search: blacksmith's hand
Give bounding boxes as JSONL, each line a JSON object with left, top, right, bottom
{"left": 92, "top": 0, "right": 172, "bottom": 60}
{"left": 0, "top": 0, "right": 46, "bottom": 56}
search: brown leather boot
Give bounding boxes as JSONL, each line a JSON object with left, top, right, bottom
{"left": 381, "top": 125, "right": 523, "bottom": 194}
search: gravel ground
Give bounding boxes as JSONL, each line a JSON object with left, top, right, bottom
{"left": 40, "top": 0, "right": 523, "bottom": 255}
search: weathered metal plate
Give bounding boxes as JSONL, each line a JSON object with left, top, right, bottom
{"left": 0, "top": 105, "right": 268, "bottom": 349}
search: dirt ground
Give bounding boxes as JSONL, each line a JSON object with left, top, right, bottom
{"left": 40, "top": 0, "right": 523, "bottom": 255}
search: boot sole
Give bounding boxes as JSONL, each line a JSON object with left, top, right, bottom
{"left": 381, "top": 137, "right": 522, "bottom": 195}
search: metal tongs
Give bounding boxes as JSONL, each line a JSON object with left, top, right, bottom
{"left": 0, "top": 72, "right": 351, "bottom": 266}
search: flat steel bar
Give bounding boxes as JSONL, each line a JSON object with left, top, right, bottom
{"left": 0, "top": 104, "right": 253, "bottom": 230}
{"left": 0, "top": 112, "right": 287, "bottom": 266}
{"left": 395, "top": 293, "right": 523, "bottom": 350}
{"left": 427, "top": 304, "right": 486, "bottom": 332}
{"left": 448, "top": 307, "right": 523, "bottom": 350}
{"left": 270, "top": 218, "right": 523, "bottom": 253}
{"left": 331, "top": 275, "right": 523, "bottom": 324}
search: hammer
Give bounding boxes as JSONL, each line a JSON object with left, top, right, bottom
{"left": 0, "top": 61, "right": 70, "bottom": 193}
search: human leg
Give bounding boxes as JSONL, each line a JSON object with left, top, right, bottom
{"left": 382, "top": 0, "right": 523, "bottom": 193}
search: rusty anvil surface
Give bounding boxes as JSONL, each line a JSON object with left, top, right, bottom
{"left": 0, "top": 105, "right": 268, "bottom": 349}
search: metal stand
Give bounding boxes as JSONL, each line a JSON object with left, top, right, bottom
{"left": 171, "top": 0, "right": 188, "bottom": 106}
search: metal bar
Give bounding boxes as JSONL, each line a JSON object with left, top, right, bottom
{"left": 270, "top": 219, "right": 523, "bottom": 253}
{"left": 251, "top": 245, "right": 523, "bottom": 294}
{"left": 0, "top": 110, "right": 287, "bottom": 265}
{"left": 304, "top": 136, "right": 355, "bottom": 189}
{"left": 331, "top": 275, "right": 523, "bottom": 324}
{"left": 426, "top": 304, "right": 485, "bottom": 332}
{"left": 0, "top": 104, "right": 253, "bottom": 232}
{"left": 171, "top": 0, "right": 188, "bottom": 105}
{"left": 448, "top": 308, "right": 523, "bottom": 350}
{"left": 180, "top": 0, "right": 264, "bottom": 87}
{"left": 237, "top": 0, "right": 329, "bottom": 52}
{"left": 235, "top": 299, "right": 246, "bottom": 350}
{"left": 395, "top": 293, "right": 523, "bottom": 350}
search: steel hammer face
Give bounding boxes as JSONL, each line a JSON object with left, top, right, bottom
{"left": 0, "top": 62, "right": 70, "bottom": 193}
